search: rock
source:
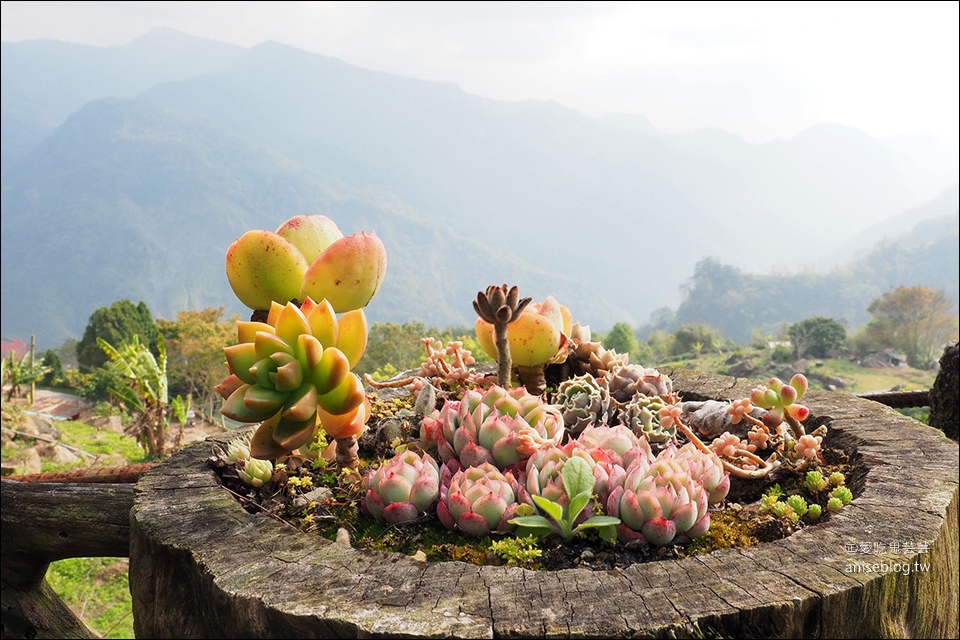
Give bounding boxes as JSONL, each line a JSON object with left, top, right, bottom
{"left": 15, "top": 448, "right": 42, "bottom": 475}
{"left": 726, "top": 360, "right": 755, "bottom": 377}
{"left": 929, "top": 341, "right": 958, "bottom": 441}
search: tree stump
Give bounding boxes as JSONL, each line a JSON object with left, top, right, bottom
{"left": 129, "top": 371, "right": 960, "bottom": 638}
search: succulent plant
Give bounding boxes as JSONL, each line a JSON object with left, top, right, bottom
{"left": 224, "top": 436, "right": 252, "bottom": 464}
{"left": 238, "top": 457, "right": 274, "bottom": 488}
{"left": 659, "top": 442, "right": 730, "bottom": 506}
{"left": 564, "top": 323, "right": 630, "bottom": 378}
{"left": 437, "top": 462, "right": 530, "bottom": 537}
{"left": 524, "top": 441, "right": 598, "bottom": 507}
{"left": 419, "top": 385, "right": 564, "bottom": 471}
{"left": 361, "top": 450, "right": 441, "bottom": 524}
{"left": 510, "top": 456, "right": 620, "bottom": 542}
{"left": 217, "top": 298, "right": 370, "bottom": 466}
{"left": 554, "top": 373, "right": 610, "bottom": 434}
{"left": 750, "top": 374, "right": 810, "bottom": 437}
{"left": 786, "top": 494, "right": 808, "bottom": 516}
{"left": 475, "top": 293, "right": 571, "bottom": 394}
{"left": 605, "top": 456, "right": 711, "bottom": 546}
{"left": 829, "top": 485, "right": 853, "bottom": 506}
{"left": 805, "top": 470, "right": 828, "bottom": 492}
{"left": 225, "top": 214, "right": 387, "bottom": 313}
{"left": 792, "top": 433, "right": 823, "bottom": 460}
{"left": 575, "top": 424, "right": 653, "bottom": 470}
{"left": 605, "top": 364, "right": 673, "bottom": 405}
{"left": 807, "top": 503, "right": 823, "bottom": 520}
{"left": 616, "top": 395, "right": 676, "bottom": 450}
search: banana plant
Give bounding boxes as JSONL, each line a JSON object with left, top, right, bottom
{"left": 98, "top": 334, "right": 187, "bottom": 457}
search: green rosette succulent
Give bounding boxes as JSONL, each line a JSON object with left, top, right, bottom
{"left": 554, "top": 373, "right": 610, "bottom": 435}
{"left": 216, "top": 298, "right": 370, "bottom": 459}
{"left": 616, "top": 395, "right": 676, "bottom": 450}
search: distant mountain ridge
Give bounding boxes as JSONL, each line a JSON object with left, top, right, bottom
{"left": 2, "top": 29, "right": 957, "bottom": 348}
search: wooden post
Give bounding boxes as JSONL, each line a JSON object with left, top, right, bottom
{"left": 29, "top": 333, "right": 36, "bottom": 406}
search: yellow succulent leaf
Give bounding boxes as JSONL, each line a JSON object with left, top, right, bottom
{"left": 254, "top": 331, "right": 293, "bottom": 360}
{"left": 249, "top": 414, "right": 292, "bottom": 459}
{"left": 337, "top": 309, "right": 368, "bottom": 368}
{"left": 305, "top": 298, "right": 340, "bottom": 349}
{"left": 221, "top": 384, "right": 278, "bottom": 423}
{"left": 274, "top": 302, "right": 311, "bottom": 349}
{"left": 299, "top": 231, "right": 387, "bottom": 312}
{"left": 243, "top": 385, "right": 287, "bottom": 414}
{"left": 281, "top": 383, "right": 319, "bottom": 422}
{"left": 474, "top": 318, "right": 499, "bottom": 361}
{"left": 308, "top": 347, "right": 351, "bottom": 395}
{"left": 223, "top": 343, "right": 260, "bottom": 385}
{"left": 275, "top": 214, "right": 343, "bottom": 264}
{"left": 316, "top": 372, "right": 365, "bottom": 416}
{"left": 237, "top": 321, "right": 274, "bottom": 344}
{"left": 266, "top": 301, "right": 285, "bottom": 327}
{"left": 507, "top": 312, "right": 562, "bottom": 367}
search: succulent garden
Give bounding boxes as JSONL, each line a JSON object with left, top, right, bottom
{"left": 211, "top": 214, "right": 858, "bottom": 570}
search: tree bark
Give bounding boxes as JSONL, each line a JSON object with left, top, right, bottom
{"left": 1, "top": 481, "right": 134, "bottom": 639}
{"left": 130, "top": 370, "right": 960, "bottom": 639}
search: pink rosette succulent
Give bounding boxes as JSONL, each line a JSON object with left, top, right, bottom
{"left": 437, "top": 462, "right": 528, "bottom": 537}
{"left": 362, "top": 450, "right": 441, "bottom": 524}
{"left": 605, "top": 457, "right": 710, "bottom": 546}
{"left": 659, "top": 442, "right": 730, "bottom": 505}
{"left": 576, "top": 424, "right": 654, "bottom": 470}
{"left": 420, "top": 385, "right": 564, "bottom": 472}
{"left": 525, "top": 441, "right": 597, "bottom": 507}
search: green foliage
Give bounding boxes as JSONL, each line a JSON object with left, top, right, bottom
{"left": 671, "top": 323, "right": 723, "bottom": 357}
{"left": 862, "top": 285, "right": 959, "bottom": 368}
{"left": 97, "top": 333, "right": 184, "bottom": 457}
{"left": 788, "top": 316, "right": 847, "bottom": 359}
{"left": 489, "top": 535, "right": 543, "bottom": 568}
{"left": 510, "top": 457, "right": 620, "bottom": 541}
{"left": 40, "top": 349, "right": 64, "bottom": 387}
{"left": 46, "top": 558, "right": 134, "bottom": 639}
{"left": 670, "top": 246, "right": 960, "bottom": 346}
{"left": 156, "top": 307, "right": 237, "bottom": 420}
{"left": 77, "top": 300, "right": 158, "bottom": 371}
{"left": 771, "top": 345, "right": 794, "bottom": 363}
{"left": 2, "top": 350, "right": 51, "bottom": 401}
{"left": 602, "top": 322, "right": 639, "bottom": 357}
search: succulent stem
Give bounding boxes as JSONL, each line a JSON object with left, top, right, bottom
{"left": 473, "top": 284, "right": 531, "bottom": 388}
{"left": 784, "top": 413, "right": 806, "bottom": 439}
{"left": 516, "top": 364, "right": 547, "bottom": 396}
{"left": 334, "top": 435, "right": 360, "bottom": 470}
{"left": 675, "top": 417, "right": 780, "bottom": 479}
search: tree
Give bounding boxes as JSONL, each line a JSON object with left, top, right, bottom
{"left": 40, "top": 349, "right": 63, "bottom": 387}
{"left": 156, "top": 308, "right": 238, "bottom": 421}
{"left": 602, "top": 322, "right": 639, "bottom": 357}
{"left": 77, "top": 300, "right": 158, "bottom": 371}
{"left": 671, "top": 323, "right": 722, "bottom": 357}
{"left": 788, "top": 317, "right": 847, "bottom": 359}
{"left": 356, "top": 321, "right": 431, "bottom": 376}
{"left": 863, "top": 285, "right": 959, "bottom": 368}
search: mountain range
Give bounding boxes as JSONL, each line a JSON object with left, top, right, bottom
{"left": 2, "top": 28, "right": 957, "bottom": 349}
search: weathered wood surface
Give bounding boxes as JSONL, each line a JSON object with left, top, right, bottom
{"left": 1, "top": 481, "right": 135, "bottom": 639}
{"left": 130, "top": 371, "right": 960, "bottom": 639}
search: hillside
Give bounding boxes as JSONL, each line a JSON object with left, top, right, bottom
{"left": 0, "top": 98, "right": 625, "bottom": 347}
{"left": 2, "top": 29, "right": 956, "bottom": 348}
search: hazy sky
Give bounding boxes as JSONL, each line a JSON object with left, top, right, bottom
{"left": 2, "top": 1, "right": 958, "bottom": 144}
